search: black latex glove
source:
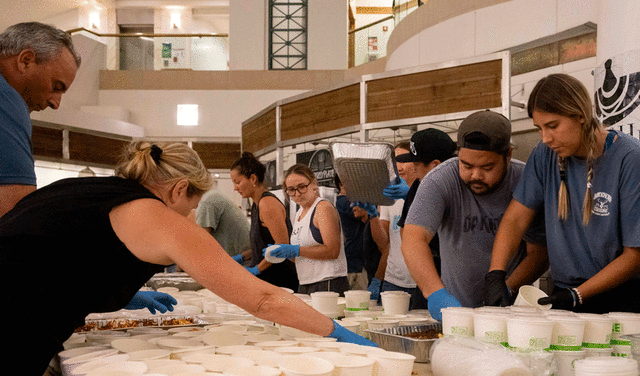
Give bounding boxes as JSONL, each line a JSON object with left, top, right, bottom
{"left": 538, "top": 288, "right": 577, "bottom": 310}
{"left": 484, "top": 270, "right": 513, "bottom": 306}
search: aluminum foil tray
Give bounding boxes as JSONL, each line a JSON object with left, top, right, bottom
{"left": 330, "top": 142, "right": 398, "bottom": 206}
{"left": 146, "top": 272, "right": 204, "bottom": 291}
{"left": 367, "top": 323, "right": 442, "bottom": 363}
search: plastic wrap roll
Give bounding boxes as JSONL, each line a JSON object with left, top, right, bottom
{"left": 430, "top": 337, "right": 532, "bottom": 376}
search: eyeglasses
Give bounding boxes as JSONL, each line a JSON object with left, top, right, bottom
{"left": 286, "top": 182, "right": 310, "bottom": 196}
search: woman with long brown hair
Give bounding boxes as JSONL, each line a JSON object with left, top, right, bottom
{"left": 230, "top": 152, "right": 299, "bottom": 291}
{"left": 487, "top": 73, "right": 640, "bottom": 313}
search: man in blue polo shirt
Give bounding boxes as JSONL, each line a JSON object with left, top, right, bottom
{"left": 0, "top": 22, "right": 81, "bottom": 217}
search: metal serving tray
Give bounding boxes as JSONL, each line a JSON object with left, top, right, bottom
{"left": 367, "top": 323, "right": 442, "bottom": 363}
{"left": 330, "top": 142, "right": 398, "bottom": 207}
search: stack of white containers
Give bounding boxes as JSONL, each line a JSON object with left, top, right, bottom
{"left": 439, "top": 286, "right": 640, "bottom": 376}
{"left": 58, "top": 286, "right": 422, "bottom": 376}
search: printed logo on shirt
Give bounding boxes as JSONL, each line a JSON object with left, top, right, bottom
{"left": 592, "top": 191, "right": 612, "bottom": 217}
{"left": 392, "top": 214, "right": 401, "bottom": 230}
{"left": 463, "top": 215, "right": 501, "bottom": 234}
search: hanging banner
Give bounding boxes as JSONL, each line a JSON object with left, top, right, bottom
{"left": 594, "top": 48, "right": 640, "bottom": 139}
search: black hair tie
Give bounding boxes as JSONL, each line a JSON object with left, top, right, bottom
{"left": 559, "top": 170, "right": 566, "bottom": 182}
{"left": 150, "top": 144, "right": 163, "bottom": 164}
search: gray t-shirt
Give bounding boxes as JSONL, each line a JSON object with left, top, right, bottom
{"left": 406, "top": 157, "right": 546, "bottom": 307}
{"left": 195, "top": 190, "right": 251, "bottom": 257}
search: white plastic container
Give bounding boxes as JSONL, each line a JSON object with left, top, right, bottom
{"left": 380, "top": 291, "right": 410, "bottom": 315}
{"left": 548, "top": 316, "right": 587, "bottom": 351}
{"left": 223, "top": 365, "right": 282, "bottom": 376}
{"left": 366, "top": 319, "right": 399, "bottom": 331}
{"left": 328, "top": 354, "right": 375, "bottom": 376}
{"left": 473, "top": 311, "right": 509, "bottom": 344}
{"left": 513, "top": 286, "right": 552, "bottom": 310}
{"left": 202, "top": 356, "right": 255, "bottom": 373}
{"left": 552, "top": 350, "right": 586, "bottom": 376}
{"left": 310, "top": 291, "right": 340, "bottom": 315}
{"left": 574, "top": 357, "right": 638, "bottom": 376}
{"left": 264, "top": 244, "right": 286, "bottom": 263}
{"left": 367, "top": 351, "right": 415, "bottom": 376}
{"left": 608, "top": 312, "right": 640, "bottom": 347}
{"left": 578, "top": 314, "right": 613, "bottom": 349}
{"left": 441, "top": 307, "right": 475, "bottom": 337}
{"left": 278, "top": 355, "right": 335, "bottom": 376}
{"left": 344, "top": 290, "right": 371, "bottom": 312}
{"left": 340, "top": 317, "right": 373, "bottom": 338}
{"left": 338, "top": 319, "right": 360, "bottom": 334}
{"left": 583, "top": 347, "right": 613, "bottom": 358}
{"left": 507, "top": 317, "right": 555, "bottom": 350}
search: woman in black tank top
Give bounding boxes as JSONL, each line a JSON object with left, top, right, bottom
{"left": 230, "top": 153, "right": 299, "bottom": 291}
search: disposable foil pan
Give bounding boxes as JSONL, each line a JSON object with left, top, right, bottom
{"left": 367, "top": 323, "right": 442, "bottom": 363}
{"left": 330, "top": 142, "right": 398, "bottom": 206}
{"left": 146, "top": 272, "right": 204, "bottom": 291}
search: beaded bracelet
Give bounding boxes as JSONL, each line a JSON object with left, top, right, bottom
{"left": 571, "top": 288, "right": 584, "bottom": 305}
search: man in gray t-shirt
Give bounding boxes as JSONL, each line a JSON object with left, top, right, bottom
{"left": 401, "top": 110, "right": 547, "bottom": 320}
{"left": 195, "top": 190, "right": 251, "bottom": 257}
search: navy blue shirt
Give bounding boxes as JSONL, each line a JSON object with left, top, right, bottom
{"left": 335, "top": 195, "right": 365, "bottom": 273}
{"left": 0, "top": 71, "right": 36, "bottom": 185}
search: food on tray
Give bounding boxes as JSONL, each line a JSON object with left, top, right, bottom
{"left": 402, "top": 329, "right": 442, "bottom": 340}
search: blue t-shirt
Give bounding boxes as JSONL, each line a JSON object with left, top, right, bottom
{"left": 0, "top": 72, "right": 35, "bottom": 185}
{"left": 513, "top": 131, "right": 640, "bottom": 288}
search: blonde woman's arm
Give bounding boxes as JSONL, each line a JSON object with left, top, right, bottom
{"left": 109, "top": 198, "right": 372, "bottom": 344}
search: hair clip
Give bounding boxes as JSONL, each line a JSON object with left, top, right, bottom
{"left": 150, "top": 144, "right": 163, "bottom": 164}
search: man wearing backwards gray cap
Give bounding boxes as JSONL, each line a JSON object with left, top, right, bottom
{"left": 400, "top": 110, "right": 548, "bottom": 321}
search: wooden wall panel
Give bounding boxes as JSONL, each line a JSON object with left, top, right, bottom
{"left": 68, "top": 132, "right": 131, "bottom": 166}
{"left": 366, "top": 60, "right": 502, "bottom": 123}
{"left": 32, "top": 125, "right": 63, "bottom": 159}
{"left": 192, "top": 142, "right": 241, "bottom": 170}
{"left": 242, "top": 108, "right": 277, "bottom": 154}
{"left": 280, "top": 84, "right": 360, "bottom": 142}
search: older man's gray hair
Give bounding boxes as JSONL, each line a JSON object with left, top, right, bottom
{"left": 0, "top": 22, "right": 81, "bottom": 67}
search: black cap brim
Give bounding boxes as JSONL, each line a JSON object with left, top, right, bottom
{"left": 395, "top": 153, "right": 418, "bottom": 163}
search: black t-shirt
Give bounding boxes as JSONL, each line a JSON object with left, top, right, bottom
{"left": 397, "top": 178, "right": 441, "bottom": 270}
{"left": 249, "top": 191, "right": 298, "bottom": 290}
{"left": 0, "top": 177, "right": 166, "bottom": 363}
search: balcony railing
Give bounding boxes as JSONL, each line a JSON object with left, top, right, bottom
{"left": 67, "top": 28, "right": 229, "bottom": 71}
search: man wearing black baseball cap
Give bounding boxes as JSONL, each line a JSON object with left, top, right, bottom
{"left": 399, "top": 110, "right": 547, "bottom": 321}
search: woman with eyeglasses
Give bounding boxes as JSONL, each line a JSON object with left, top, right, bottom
{"left": 266, "top": 163, "right": 350, "bottom": 296}
{"left": 230, "top": 152, "right": 299, "bottom": 292}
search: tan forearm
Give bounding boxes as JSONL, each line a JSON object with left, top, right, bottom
{"left": 374, "top": 245, "right": 389, "bottom": 280}
{"left": 576, "top": 247, "right": 640, "bottom": 300}
{"left": 506, "top": 242, "right": 549, "bottom": 291}
{"left": 401, "top": 224, "right": 443, "bottom": 296}
{"left": 0, "top": 184, "right": 36, "bottom": 218}
{"left": 490, "top": 200, "right": 535, "bottom": 271}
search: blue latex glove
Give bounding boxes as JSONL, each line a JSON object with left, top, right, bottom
{"left": 245, "top": 265, "right": 261, "bottom": 276}
{"left": 327, "top": 320, "right": 378, "bottom": 347}
{"left": 125, "top": 291, "right": 177, "bottom": 314}
{"left": 232, "top": 254, "right": 244, "bottom": 264}
{"left": 382, "top": 178, "right": 410, "bottom": 200}
{"left": 353, "top": 202, "right": 378, "bottom": 218}
{"left": 427, "top": 288, "right": 462, "bottom": 321}
{"left": 263, "top": 244, "right": 300, "bottom": 259}
{"left": 368, "top": 277, "right": 382, "bottom": 301}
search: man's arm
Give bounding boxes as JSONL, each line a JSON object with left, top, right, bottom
{"left": 0, "top": 184, "right": 35, "bottom": 218}
{"left": 401, "top": 224, "right": 443, "bottom": 296}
